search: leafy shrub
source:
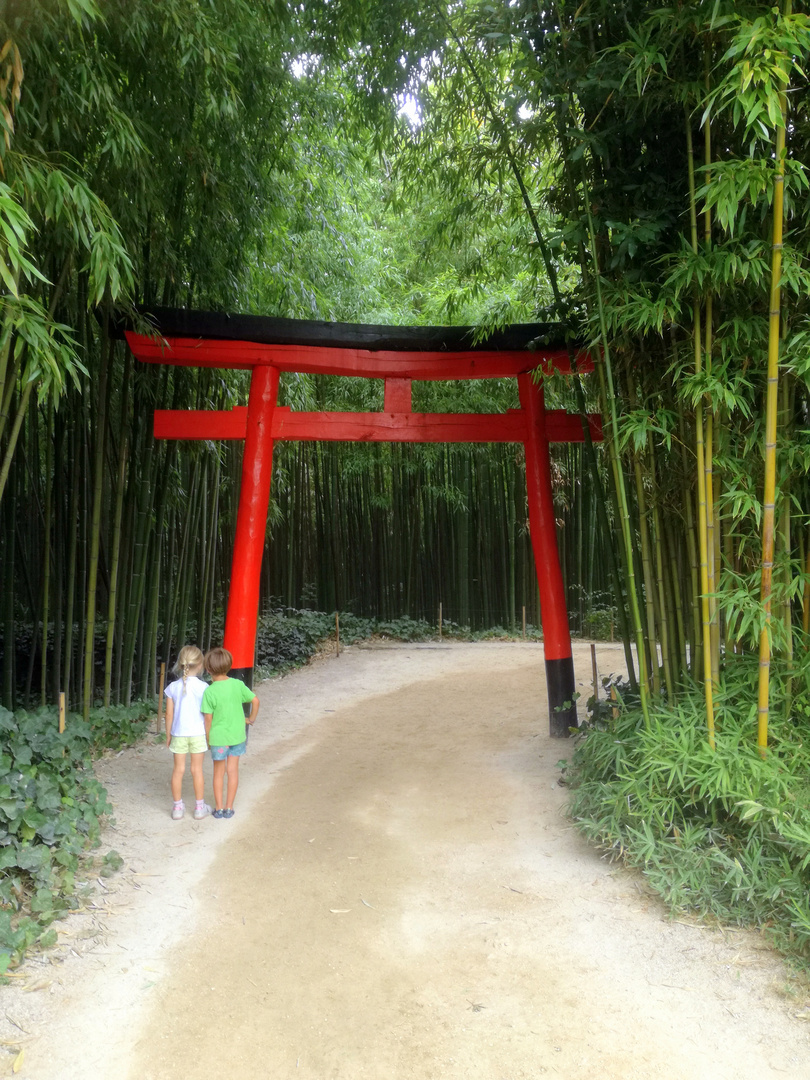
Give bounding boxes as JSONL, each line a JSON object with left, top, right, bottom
{"left": 254, "top": 608, "right": 376, "bottom": 677}
{"left": 0, "top": 701, "right": 151, "bottom": 972}
{"left": 566, "top": 656, "right": 810, "bottom": 966}
{"left": 253, "top": 608, "right": 547, "bottom": 681}
{"left": 375, "top": 616, "right": 434, "bottom": 641}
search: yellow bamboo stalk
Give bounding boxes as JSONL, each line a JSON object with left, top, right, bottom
{"left": 757, "top": 5, "right": 790, "bottom": 754}
{"left": 686, "top": 110, "right": 715, "bottom": 747}
{"left": 703, "top": 99, "right": 720, "bottom": 693}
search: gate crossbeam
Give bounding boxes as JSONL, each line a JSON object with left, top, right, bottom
{"left": 153, "top": 405, "right": 602, "bottom": 444}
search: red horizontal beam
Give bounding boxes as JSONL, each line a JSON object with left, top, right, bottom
{"left": 273, "top": 409, "right": 525, "bottom": 443}
{"left": 127, "top": 332, "right": 593, "bottom": 380}
{"left": 154, "top": 407, "right": 602, "bottom": 444}
{"left": 154, "top": 407, "right": 249, "bottom": 440}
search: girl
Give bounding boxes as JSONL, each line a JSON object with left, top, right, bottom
{"left": 165, "top": 645, "right": 211, "bottom": 820}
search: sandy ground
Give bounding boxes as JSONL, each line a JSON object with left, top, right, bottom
{"left": 1, "top": 641, "right": 809, "bottom": 1080}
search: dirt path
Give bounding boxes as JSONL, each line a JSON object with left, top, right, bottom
{"left": 2, "top": 643, "right": 809, "bottom": 1079}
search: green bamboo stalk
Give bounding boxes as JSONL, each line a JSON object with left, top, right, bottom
{"left": 664, "top": 520, "right": 687, "bottom": 677}
{"left": 103, "top": 351, "right": 131, "bottom": 707}
{"left": 0, "top": 377, "right": 33, "bottom": 506}
{"left": 39, "top": 398, "right": 54, "bottom": 705}
{"left": 632, "top": 442, "right": 660, "bottom": 694}
{"left": 2, "top": 495, "right": 14, "bottom": 709}
{"left": 757, "top": 0, "right": 791, "bottom": 755}
{"left": 702, "top": 81, "right": 721, "bottom": 693}
{"left": 581, "top": 177, "right": 651, "bottom": 727}
{"left": 652, "top": 494, "right": 675, "bottom": 699}
{"left": 779, "top": 376, "right": 793, "bottom": 714}
{"left": 678, "top": 411, "right": 701, "bottom": 677}
{"left": 686, "top": 109, "right": 715, "bottom": 746}
{"left": 62, "top": 420, "right": 81, "bottom": 707}
{"left": 82, "top": 327, "right": 112, "bottom": 721}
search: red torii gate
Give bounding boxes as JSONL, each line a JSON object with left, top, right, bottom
{"left": 124, "top": 308, "right": 601, "bottom": 736}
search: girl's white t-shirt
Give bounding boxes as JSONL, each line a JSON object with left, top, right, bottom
{"left": 164, "top": 675, "right": 207, "bottom": 737}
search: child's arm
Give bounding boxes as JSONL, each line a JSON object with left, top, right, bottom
{"left": 203, "top": 712, "right": 213, "bottom": 743}
{"left": 246, "top": 696, "right": 260, "bottom": 726}
{"left": 165, "top": 698, "right": 174, "bottom": 748}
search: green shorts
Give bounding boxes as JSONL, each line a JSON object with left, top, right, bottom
{"left": 170, "top": 734, "right": 208, "bottom": 754}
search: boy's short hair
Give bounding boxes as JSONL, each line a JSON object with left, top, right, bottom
{"left": 205, "top": 647, "right": 233, "bottom": 676}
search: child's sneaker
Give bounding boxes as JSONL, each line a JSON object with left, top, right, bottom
{"left": 212, "top": 808, "right": 226, "bottom": 819}
{"left": 222, "top": 808, "right": 235, "bottom": 819}
{"left": 193, "top": 802, "right": 211, "bottom": 820}
{"left": 171, "top": 801, "right": 185, "bottom": 820}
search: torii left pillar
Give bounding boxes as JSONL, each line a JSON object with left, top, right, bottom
{"left": 224, "top": 365, "right": 279, "bottom": 687}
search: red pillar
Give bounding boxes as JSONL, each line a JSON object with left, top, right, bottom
{"left": 518, "top": 372, "right": 578, "bottom": 735}
{"left": 223, "top": 365, "right": 279, "bottom": 685}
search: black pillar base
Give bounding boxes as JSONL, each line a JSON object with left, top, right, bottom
{"left": 229, "top": 667, "right": 254, "bottom": 719}
{"left": 545, "top": 656, "right": 578, "bottom": 737}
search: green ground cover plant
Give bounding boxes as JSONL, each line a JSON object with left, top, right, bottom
{"left": 566, "top": 653, "right": 810, "bottom": 968}
{"left": 0, "top": 701, "right": 151, "bottom": 972}
{"left": 253, "top": 607, "right": 548, "bottom": 681}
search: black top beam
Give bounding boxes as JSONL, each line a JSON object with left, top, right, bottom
{"left": 114, "top": 305, "right": 569, "bottom": 355}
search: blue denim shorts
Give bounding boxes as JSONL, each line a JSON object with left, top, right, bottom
{"left": 210, "top": 740, "right": 247, "bottom": 761}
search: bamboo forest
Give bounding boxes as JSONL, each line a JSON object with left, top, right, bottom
{"left": 4, "top": 0, "right": 810, "bottom": 971}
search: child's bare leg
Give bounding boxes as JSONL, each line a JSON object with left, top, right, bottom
{"left": 189, "top": 752, "right": 205, "bottom": 801}
{"left": 224, "top": 756, "right": 240, "bottom": 809}
{"left": 212, "top": 759, "right": 227, "bottom": 810}
{"left": 171, "top": 754, "right": 187, "bottom": 802}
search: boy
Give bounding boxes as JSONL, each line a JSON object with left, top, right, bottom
{"left": 201, "top": 647, "right": 259, "bottom": 819}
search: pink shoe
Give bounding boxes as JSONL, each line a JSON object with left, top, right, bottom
{"left": 171, "top": 801, "right": 184, "bottom": 820}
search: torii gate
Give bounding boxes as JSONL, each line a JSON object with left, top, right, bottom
{"left": 124, "top": 308, "right": 601, "bottom": 737}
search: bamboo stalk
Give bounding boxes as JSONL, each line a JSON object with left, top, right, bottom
{"left": 702, "top": 60, "right": 721, "bottom": 696}
{"left": 758, "top": 3, "right": 791, "bottom": 754}
{"left": 156, "top": 663, "right": 166, "bottom": 736}
{"left": 686, "top": 109, "right": 715, "bottom": 748}
{"left": 40, "top": 398, "right": 54, "bottom": 706}
{"left": 335, "top": 611, "right": 340, "bottom": 657}
{"left": 652, "top": 496, "right": 675, "bottom": 700}
{"left": 82, "top": 327, "right": 112, "bottom": 720}
{"left": 591, "top": 642, "right": 598, "bottom": 704}
{"left": 104, "top": 351, "right": 131, "bottom": 706}
{"left": 0, "top": 379, "right": 33, "bottom": 505}
{"left": 58, "top": 691, "right": 65, "bottom": 734}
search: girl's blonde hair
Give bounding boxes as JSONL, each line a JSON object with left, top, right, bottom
{"left": 173, "top": 645, "right": 204, "bottom": 695}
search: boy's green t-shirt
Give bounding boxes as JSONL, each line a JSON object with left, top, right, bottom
{"left": 201, "top": 677, "right": 256, "bottom": 747}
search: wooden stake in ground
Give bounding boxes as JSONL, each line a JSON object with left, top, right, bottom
{"left": 58, "top": 692, "right": 65, "bottom": 734}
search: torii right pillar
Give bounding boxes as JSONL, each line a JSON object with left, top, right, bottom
{"left": 518, "top": 372, "right": 577, "bottom": 736}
